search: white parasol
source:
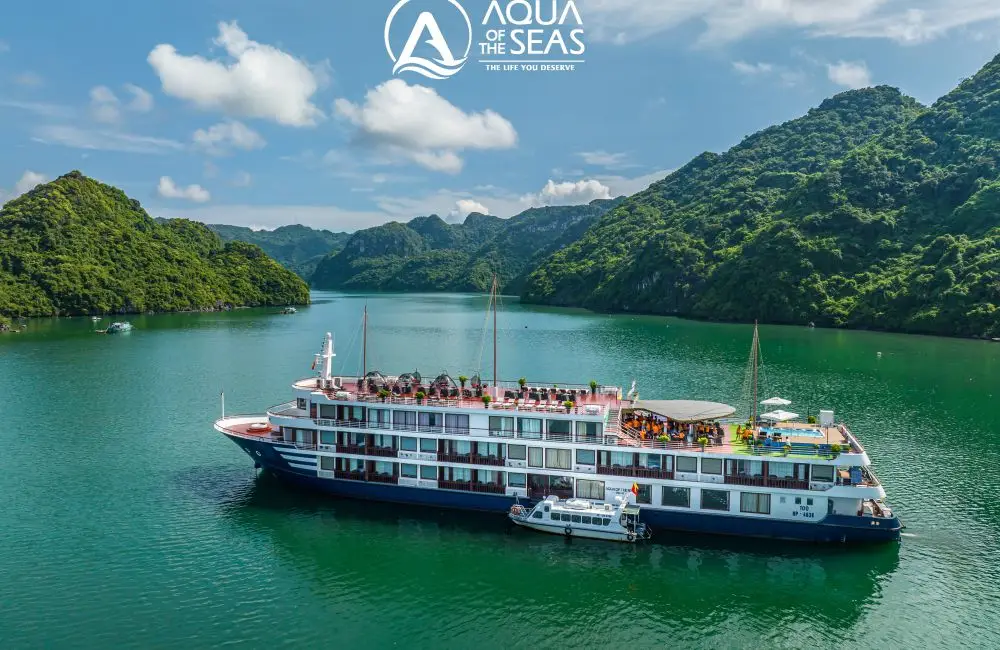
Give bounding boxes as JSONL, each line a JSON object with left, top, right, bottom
{"left": 760, "top": 409, "right": 799, "bottom": 422}
{"left": 760, "top": 397, "right": 792, "bottom": 407}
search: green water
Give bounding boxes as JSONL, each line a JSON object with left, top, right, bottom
{"left": 2, "top": 292, "right": 999, "bottom": 649}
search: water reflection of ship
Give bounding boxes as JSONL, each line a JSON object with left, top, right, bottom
{"left": 217, "top": 472, "right": 901, "bottom": 636}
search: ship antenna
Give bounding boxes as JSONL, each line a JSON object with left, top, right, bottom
{"left": 362, "top": 303, "right": 368, "bottom": 382}
{"left": 752, "top": 321, "right": 759, "bottom": 429}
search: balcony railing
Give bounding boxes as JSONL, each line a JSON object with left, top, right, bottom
{"left": 597, "top": 465, "right": 673, "bottom": 480}
{"left": 366, "top": 473, "right": 399, "bottom": 485}
{"left": 367, "top": 446, "right": 398, "bottom": 458}
{"left": 438, "top": 480, "right": 506, "bottom": 494}
{"left": 437, "top": 453, "right": 506, "bottom": 467}
{"left": 724, "top": 475, "right": 809, "bottom": 490}
{"left": 336, "top": 443, "right": 366, "bottom": 455}
{"left": 333, "top": 470, "right": 366, "bottom": 481}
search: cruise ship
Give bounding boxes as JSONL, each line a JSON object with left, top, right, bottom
{"left": 214, "top": 306, "right": 902, "bottom": 544}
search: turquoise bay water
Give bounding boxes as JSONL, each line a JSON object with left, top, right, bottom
{"left": 1, "top": 292, "right": 999, "bottom": 648}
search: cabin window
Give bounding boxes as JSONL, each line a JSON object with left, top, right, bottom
{"left": 676, "top": 456, "right": 698, "bottom": 473}
{"left": 392, "top": 410, "right": 417, "bottom": 432}
{"left": 701, "top": 489, "right": 730, "bottom": 511}
{"left": 489, "top": 416, "right": 515, "bottom": 437}
{"left": 508, "top": 444, "right": 527, "bottom": 461}
{"left": 575, "top": 420, "right": 602, "bottom": 442}
{"left": 561, "top": 514, "right": 571, "bottom": 522}
{"left": 795, "top": 497, "right": 802, "bottom": 505}
{"left": 373, "top": 461, "right": 394, "bottom": 476}
{"left": 368, "top": 408, "right": 390, "bottom": 428}
{"left": 344, "top": 431, "right": 364, "bottom": 446}
{"left": 419, "top": 438, "right": 437, "bottom": 453}
{"left": 296, "top": 398, "right": 307, "bottom": 410}
{"left": 661, "top": 487, "right": 690, "bottom": 508}
{"left": 320, "top": 431, "right": 336, "bottom": 446}
{"left": 545, "top": 448, "right": 572, "bottom": 470}
{"left": 339, "top": 405, "right": 364, "bottom": 422}
{"left": 576, "top": 449, "right": 597, "bottom": 466}
{"left": 728, "top": 459, "right": 763, "bottom": 478}
{"left": 701, "top": 458, "right": 723, "bottom": 475}
{"left": 547, "top": 419, "right": 572, "bottom": 441}
{"left": 740, "top": 492, "right": 770, "bottom": 515}
{"left": 478, "top": 470, "right": 498, "bottom": 484}
{"left": 603, "top": 518, "right": 611, "bottom": 526}
{"left": 532, "top": 511, "right": 543, "bottom": 519}
{"left": 528, "top": 447, "right": 544, "bottom": 468}
{"left": 582, "top": 516, "right": 592, "bottom": 525}
{"left": 638, "top": 453, "right": 661, "bottom": 470}
{"left": 294, "top": 429, "right": 316, "bottom": 445}
{"left": 445, "top": 413, "right": 469, "bottom": 435}
{"left": 419, "top": 465, "right": 436, "bottom": 480}
{"left": 399, "top": 436, "right": 418, "bottom": 451}
{"left": 320, "top": 456, "right": 335, "bottom": 471}
{"left": 476, "top": 442, "right": 502, "bottom": 458}
{"left": 635, "top": 484, "right": 652, "bottom": 505}
{"left": 443, "top": 467, "right": 472, "bottom": 482}
{"left": 319, "top": 404, "right": 338, "bottom": 419}
{"left": 571, "top": 515, "right": 582, "bottom": 523}
{"left": 449, "top": 440, "right": 472, "bottom": 455}
{"left": 603, "top": 451, "right": 634, "bottom": 468}
{"left": 371, "top": 434, "right": 394, "bottom": 448}
{"left": 518, "top": 418, "right": 542, "bottom": 439}
{"left": 550, "top": 512, "right": 559, "bottom": 520}
{"left": 577, "top": 479, "right": 605, "bottom": 500}
{"left": 810, "top": 465, "right": 835, "bottom": 482}
{"left": 769, "top": 461, "right": 795, "bottom": 478}
{"left": 508, "top": 472, "right": 526, "bottom": 488}
{"left": 418, "top": 412, "right": 444, "bottom": 432}
{"left": 400, "top": 464, "right": 418, "bottom": 478}
{"left": 549, "top": 476, "right": 574, "bottom": 494}
{"left": 807, "top": 498, "right": 814, "bottom": 506}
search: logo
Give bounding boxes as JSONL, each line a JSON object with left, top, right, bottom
{"left": 385, "top": 0, "right": 472, "bottom": 80}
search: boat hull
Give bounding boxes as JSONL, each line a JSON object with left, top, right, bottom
{"left": 226, "top": 434, "right": 902, "bottom": 544}
{"left": 509, "top": 518, "right": 638, "bottom": 542}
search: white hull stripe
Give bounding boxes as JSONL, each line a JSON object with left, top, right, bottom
{"left": 288, "top": 462, "right": 317, "bottom": 470}
{"left": 281, "top": 454, "right": 317, "bottom": 464}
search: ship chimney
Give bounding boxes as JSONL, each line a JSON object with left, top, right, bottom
{"left": 323, "top": 332, "right": 335, "bottom": 381}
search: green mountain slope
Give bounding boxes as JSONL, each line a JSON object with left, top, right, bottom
{"left": 311, "top": 199, "right": 622, "bottom": 292}
{"left": 0, "top": 172, "right": 309, "bottom": 316}
{"left": 205, "top": 223, "right": 349, "bottom": 280}
{"left": 523, "top": 56, "right": 1000, "bottom": 338}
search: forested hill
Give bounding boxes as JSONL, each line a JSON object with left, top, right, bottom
{"left": 522, "top": 62, "right": 1000, "bottom": 339}
{"left": 310, "top": 198, "right": 623, "bottom": 293}
{"left": 0, "top": 172, "right": 309, "bottom": 317}
{"left": 206, "top": 223, "right": 349, "bottom": 280}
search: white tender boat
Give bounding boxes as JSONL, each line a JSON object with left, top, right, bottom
{"left": 508, "top": 495, "right": 652, "bottom": 543}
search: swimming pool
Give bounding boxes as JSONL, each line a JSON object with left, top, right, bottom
{"left": 761, "top": 426, "right": 825, "bottom": 439}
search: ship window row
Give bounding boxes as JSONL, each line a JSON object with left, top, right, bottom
{"left": 551, "top": 512, "right": 612, "bottom": 526}
{"left": 353, "top": 409, "right": 604, "bottom": 441}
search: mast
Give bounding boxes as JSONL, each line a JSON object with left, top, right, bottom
{"left": 492, "top": 274, "right": 498, "bottom": 396}
{"left": 322, "top": 331, "right": 335, "bottom": 381}
{"left": 751, "top": 321, "right": 759, "bottom": 427}
{"left": 362, "top": 303, "right": 368, "bottom": 381}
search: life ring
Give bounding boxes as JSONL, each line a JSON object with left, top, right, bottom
{"left": 564, "top": 526, "right": 572, "bottom": 536}
{"left": 627, "top": 532, "right": 636, "bottom": 542}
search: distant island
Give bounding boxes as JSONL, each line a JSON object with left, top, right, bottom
{"left": 0, "top": 172, "right": 309, "bottom": 318}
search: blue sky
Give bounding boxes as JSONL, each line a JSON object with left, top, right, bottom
{"left": 2, "top": 0, "right": 1000, "bottom": 231}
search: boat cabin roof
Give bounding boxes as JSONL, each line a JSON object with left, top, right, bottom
{"left": 631, "top": 399, "right": 736, "bottom": 423}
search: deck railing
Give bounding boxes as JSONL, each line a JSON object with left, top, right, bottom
{"left": 723, "top": 475, "right": 810, "bottom": 490}
{"left": 437, "top": 453, "right": 505, "bottom": 467}
{"left": 438, "top": 480, "right": 506, "bottom": 494}
{"left": 366, "top": 473, "right": 399, "bottom": 485}
{"left": 333, "top": 470, "right": 366, "bottom": 481}
{"left": 597, "top": 465, "right": 673, "bottom": 480}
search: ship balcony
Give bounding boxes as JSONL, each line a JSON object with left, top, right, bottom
{"left": 723, "top": 475, "right": 810, "bottom": 490}
{"left": 335, "top": 444, "right": 398, "bottom": 458}
{"left": 597, "top": 465, "right": 674, "bottom": 480}
{"left": 438, "top": 480, "right": 506, "bottom": 494}
{"left": 333, "top": 470, "right": 366, "bottom": 481}
{"left": 366, "top": 473, "right": 399, "bottom": 485}
{"left": 437, "top": 452, "right": 505, "bottom": 467}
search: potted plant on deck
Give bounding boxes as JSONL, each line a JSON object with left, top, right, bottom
{"left": 518, "top": 377, "right": 527, "bottom": 392}
{"left": 830, "top": 443, "right": 842, "bottom": 459}
{"left": 563, "top": 400, "right": 574, "bottom": 413}
{"left": 415, "top": 391, "right": 426, "bottom": 404}
{"left": 459, "top": 375, "right": 468, "bottom": 391}
{"left": 807, "top": 415, "right": 817, "bottom": 424}
{"left": 377, "top": 389, "right": 390, "bottom": 402}
{"left": 782, "top": 443, "right": 792, "bottom": 457}
{"left": 482, "top": 394, "right": 492, "bottom": 408}
{"left": 589, "top": 380, "right": 598, "bottom": 396}
{"left": 697, "top": 436, "right": 709, "bottom": 451}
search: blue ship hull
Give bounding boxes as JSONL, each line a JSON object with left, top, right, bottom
{"left": 228, "top": 434, "right": 902, "bottom": 544}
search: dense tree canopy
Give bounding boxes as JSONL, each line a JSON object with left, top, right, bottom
{"left": 0, "top": 172, "right": 309, "bottom": 316}
{"left": 205, "top": 223, "right": 349, "bottom": 280}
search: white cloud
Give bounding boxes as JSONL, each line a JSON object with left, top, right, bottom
{"left": 90, "top": 85, "right": 121, "bottom": 123}
{"left": 827, "top": 60, "right": 872, "bottom": 88}
{"left": 577, "top": 150, "right": 635, "bottom": 169}
{"left": 124, "top": 84, "right": 154, "bottom": 112}
{"left": 732, "top": 61, "right": 774, "bottom": 75}
{"left": 157, "top": 176, "right": 211, "bottom": 202}
{"left": 148, "top": 21, "right": 325, "bottom": 127}
{"left": 32, "top": 125, "right": 184, "bottom": 154}
{"left": 522, "top": 179, "right": 612, "bottom": 207}
{"left": 14, "top": 71, "right": 43, "bottom": 87}
{"left": 582, "top": 0, "right": 1000, "bottom": 45}
{"left": 14, "top": 170, "right": 47, "bottom": 195}
{"left": 449, "top": 199, "right": 490, "bottom": 221}
{"left": 596, "top": 169, "right": 673, "bottom": 197}
{"left": 334, "top": 79, "right": 517, "bottom": 174}
{"left": 0, "top": 99, "right": 74, "bottom": 118}
{"left": 193, "top": 120, "right": 266, "bottom": 155}
{"left": 232, "top": 171, "right": 253, "bottom": 187}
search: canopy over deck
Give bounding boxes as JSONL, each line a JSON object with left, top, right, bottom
{"left": 631, "top": 400, "right": 736, "bottom": 423}
{"left": 760, "top": 409, "right": 799, "bottom": 422}
{"left": 761, "top": 397, "right": 792, "bottom": 406}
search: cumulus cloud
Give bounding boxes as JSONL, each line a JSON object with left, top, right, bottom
{"left": 193, "top": 120, "right": 266, "bottom": 155}
{"left": 449, "top": 199, "right": 490, "bottom": 221}
{"left": 334, "top": 79, "right": 517, "bottom": 174}
{"left": 148, "top": 21, "right": 325, "bottom": 127}
{"left": 14, "top": 170, "right": 47, "bottom": 195}
{"left": 521, "top": 179, "right": 612, "bottom": 207}
{"left": 157, "top": 176, "right": 211, "bottom": 202}
{"left": 124, "top": 84, "right": 154, "bottom": 112}
{"left": 89, "top": 84, "right": 156, "bottom": 123}
{"left": 827, "top": 60, "right": 871, "bottom": 88}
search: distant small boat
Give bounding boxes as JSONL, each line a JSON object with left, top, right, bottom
{"left": 281, "top": 307, "right": 297, "bottom": 315}
{"left": 91, "top": 316, "right": 100, "bottom": 321}
{"left": 99, "top": 322, "right": 133, "bottom": 334}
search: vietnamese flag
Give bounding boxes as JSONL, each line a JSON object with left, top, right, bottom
{"left": 630, "top": 482, "right": 639, "bottom": 496}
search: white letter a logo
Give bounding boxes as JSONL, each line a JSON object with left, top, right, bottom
{"left": 394, "top": 11, "right": 468, "bottom": 79}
